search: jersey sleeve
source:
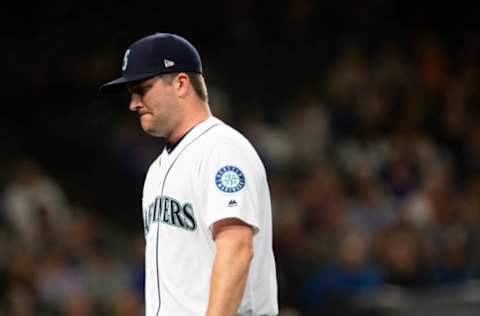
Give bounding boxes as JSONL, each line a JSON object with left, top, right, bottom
{"left": 197, "top": 140, "right": 262, "bottom": 236}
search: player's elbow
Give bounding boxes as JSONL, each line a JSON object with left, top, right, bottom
{"left": 213, "top": 218, "right": 255, "bottom": 264}
{"left": 238, "top": 241, "right": 254, "bottom": 264}
{"left": 216, "top": 233, "right": 254, "bottom": 266}
{"left": 220, "top": 235, "right": 253, "bottom": 264}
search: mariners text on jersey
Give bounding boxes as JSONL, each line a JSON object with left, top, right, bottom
{"left": 143, "top": 195, "right": 197, "bottom": 235}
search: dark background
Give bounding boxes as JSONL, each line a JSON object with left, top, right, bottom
{"left": 1, "top": 1, "right": 480, "bottom": 315}
{"left": 2, "top": 1, "right": 478, "bottom": 225}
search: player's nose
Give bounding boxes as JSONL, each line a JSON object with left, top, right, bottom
{"left": 129, "top": 94, "right": 142, "bottom": 111}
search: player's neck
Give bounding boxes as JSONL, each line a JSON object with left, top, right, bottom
{"left": 167, "top": 102, "right": 211, "bottom": 145}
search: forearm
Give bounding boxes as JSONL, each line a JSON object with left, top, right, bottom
{"left": 205, "top": 237, "right": 253, "bottom": 316}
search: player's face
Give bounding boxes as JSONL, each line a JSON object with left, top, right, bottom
{"left": 128, "top": 76, "right": 180, "bottom": 138}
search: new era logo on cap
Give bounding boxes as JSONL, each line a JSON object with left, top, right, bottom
{"left": 164, "top": 59, "right": 175, "bottom": 68}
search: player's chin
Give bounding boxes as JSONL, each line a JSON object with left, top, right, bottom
{"left": 140, "top": 119, "right": 163, "bottom": 137}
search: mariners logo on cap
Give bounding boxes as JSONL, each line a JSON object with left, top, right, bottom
{"left": 215, "top": 166, "right": 245, "bottom": 193}
{"left": 122, "top": 49, "right": 131, "bottom": 71}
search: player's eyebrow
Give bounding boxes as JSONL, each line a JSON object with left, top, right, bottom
{"left": 128, "top": 76, "right": 160, "bottom": 95}
{"left": 128, "top": 81, "right": 153, "bottom": 95}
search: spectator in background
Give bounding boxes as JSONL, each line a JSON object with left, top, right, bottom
{"left": 376, "top": 224, "right": 431, "bottom": 287}
{"left": 63, "top": 294, "right": 95, "bottom": 316}
{"left": 2, "top": 160, "right": 72, "bottom": 253}
{"left": 302, "top": 231, "right": 383, "bottom": 314}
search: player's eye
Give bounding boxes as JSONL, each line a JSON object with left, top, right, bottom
{"left": 135, "top": 87, "right": 145, "bottom": 96}
{"left": 129, "top": 84, "right": 150, "bottom": 96}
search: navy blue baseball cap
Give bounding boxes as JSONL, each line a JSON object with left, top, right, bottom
{"left": 100, "top": 33, "right": 203, "bottom": 93}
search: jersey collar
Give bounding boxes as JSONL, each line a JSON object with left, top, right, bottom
{"left": 165, "top": 127, "right": 192, "bottom": 154}
{"left": 164, "top": 116, "right": 223, "bottom": 156}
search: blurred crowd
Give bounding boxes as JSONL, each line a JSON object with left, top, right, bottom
{"left": 255, "top": 34, "right": 480, "bottom": 315}
{"left": 0, "top": 161, "right": 145, "bottom": 315}
{"left": 2, "top": 18, "right": 480, "bottom": 316}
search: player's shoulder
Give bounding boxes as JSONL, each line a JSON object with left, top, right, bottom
{"left": 202, "top": 116, "right": 256, "bottom": 153}
{"left": 194, "top": 116, "right": 268, "bottom": 179}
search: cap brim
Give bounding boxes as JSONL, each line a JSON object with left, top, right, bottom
{"left": 99, "top": 72, "right": 160, "bottom": 93}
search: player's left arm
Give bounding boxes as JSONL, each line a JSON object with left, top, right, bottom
{"left": 205, "top": 218, "right": 254, "bottom": 316}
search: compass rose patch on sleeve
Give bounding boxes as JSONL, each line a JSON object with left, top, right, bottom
{"left": 215, "top": 166, "right": 246, "bottom": 193}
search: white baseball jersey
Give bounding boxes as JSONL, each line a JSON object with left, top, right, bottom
{"left": 141, "top": 116, "right": 278, "bottom": 316}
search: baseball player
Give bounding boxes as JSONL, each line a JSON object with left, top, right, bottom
{"left": 100, "top": 33, "right": 278, "bottom": 316}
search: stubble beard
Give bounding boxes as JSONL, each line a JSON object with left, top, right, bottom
{"left": 140, "top": 114, "right": 168, "bottom": 138}
{"left": 140, "top": 94, "right": 179, "bottom": 139}
{"left": 140, "top": 105, "right": 179, "bottom": 139}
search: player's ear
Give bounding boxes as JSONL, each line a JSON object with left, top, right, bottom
{"left": 174, "top": 73, "right": 189, "bottom": 98}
